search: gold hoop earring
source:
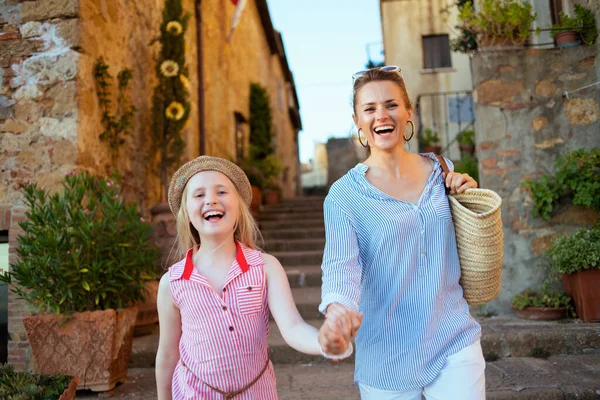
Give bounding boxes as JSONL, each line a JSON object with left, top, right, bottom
{"left": 404, "top": 121, "right": 415, "bottom": 141}
{"left": 358, "top": 128, "right": 368, "bottom": 148}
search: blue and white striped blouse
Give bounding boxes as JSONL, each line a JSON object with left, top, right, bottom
{"left": 319, "top": 153, "right": 481, "bottom": 391}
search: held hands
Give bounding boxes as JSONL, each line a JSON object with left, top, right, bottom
{"left": 317, "top": 303, "right": 363, "bottom": 359}
{"left": 442, "top": 172, "right": 478, "bottom": 194}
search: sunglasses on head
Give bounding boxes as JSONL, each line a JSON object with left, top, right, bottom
{"left": 352, "top": 65, "right": 402, "bottom": 82}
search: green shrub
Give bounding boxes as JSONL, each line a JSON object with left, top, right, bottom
{"left": 523, "top": 148, "right": 600, "bottom": 220}
{"left": 420, "top": 128, "right": 440, "bottom": 146}
{"left": 0, "top": 172, "right": 158, "bottom": 315}
{"left": 511, "top": 288, "right": 573, "bottom": 310}
{"left": 456, "top": 130, "right": 475, "bottom": 146}
{"left": 0, "top": 363, "right": 73, "bottom": 400}
{"left": 455, "top": 0, "right": 538, "bottom": 47}
{"left": 546, "top": 225, "right": 600, "bottom": 275}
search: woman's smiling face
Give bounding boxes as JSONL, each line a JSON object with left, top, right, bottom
{"left": 353, "top": 80, "right": 412, "bottom": 152}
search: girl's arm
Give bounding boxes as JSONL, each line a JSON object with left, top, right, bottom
{"left": 263, "top": 254, "right": 354, "bottom": 355}
{"left": 155, "top": 273, "right": 182, "bottom": 400}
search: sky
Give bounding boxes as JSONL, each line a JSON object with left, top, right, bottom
{"left": 265, "top": 0, "right": 384, "bottom": 163}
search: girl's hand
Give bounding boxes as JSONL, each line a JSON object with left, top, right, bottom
{"left": 443, "top": 171, "right": 478, "bottom": 194}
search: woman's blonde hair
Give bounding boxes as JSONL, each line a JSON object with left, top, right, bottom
{"left": 175, "top": 181, "right": 263, "bottom": 258}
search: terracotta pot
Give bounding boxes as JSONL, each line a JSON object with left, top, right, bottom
{"left": 264, "top": 190, "right": 280, "bottom": 206}
{"left": 23, "top": 307, "right": 138, "bottom": 392}
{"left": 251, "top": 185, "right": 262, "bottom": 216}
{"left": 423, "top": 145, "right": 441, "bottom": 154}
{"left": 134, "top": 280, "right": 159, "bottom": 336}
{"left": 459, "top": 144, "right": 475, "bottom": 156}
{"left": 151, "top": 201, "right": 178, "bottom": 270}
{"left": 563, "top": 269, "right": 600, "bottom": 322}
{"left": 555, "top": 31, "right": 579, "bottom": 48}
{"left": 58, "top": 376, "right": 79, "bottom": 400}
{"left": 561, "top": 273, "right": 573, "bottom": 296}
{"left": 512, "top": 306, "right": 566, "bottom": 321}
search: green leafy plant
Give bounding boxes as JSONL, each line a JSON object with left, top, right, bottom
{"left": 530, "top": 347, "right": 550, "bottom": 359}
{"left": 0, "top": 172, "right": 157, "bottom": 315}
{"left": 550, "top": 4, "right": 598, "bottom": 45}
{"left": 420, "top": 128, "right": 440, "bottom": 147}
{"left": 149, "top": 0, "right": 191, "bottom": 201}
{"left": 454, "top": 0, "right": 538, "bottom": 47}
{"left": 0, "top": 363, "right": 74, "bottom": 400}
{"left": 522, "top": 148, "right": 600, "bottom": 220}
{"left": 453, "top": 153, "right": 479, "bottom": 183}
{"left": 442, "top": 0, "right": 479, "bottom": 53}
{"left": 456, "top": 130, "right": 475, "bottom": 146}
{"left": 546, "top": 225, "right": 600, "bottom": 275}
{"left": 511, "top": 287, "right": 573, "bottom": 310}
{"left": 93, "top": 57, "right": 135, "bottom": 165}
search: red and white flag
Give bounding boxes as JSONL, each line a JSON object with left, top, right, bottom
{"left": 227, "top": 0, "right": 248, "bottom": 42}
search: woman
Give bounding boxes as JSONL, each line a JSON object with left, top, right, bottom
{"left": 318, "top": 67, "right": 485, "bottom": 400}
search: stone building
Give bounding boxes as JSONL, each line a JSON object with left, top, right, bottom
{"left": 0, "top": 0, "right": 300, "bottom": 370}
{"left": 380, "top": 0, "right": 600, "bottom": 314}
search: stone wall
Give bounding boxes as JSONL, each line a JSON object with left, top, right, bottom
{"left": 201, "top": 0, "right": 299, "bottom": 198}
{"left": 471, "top": 45, "right": 599, "bottom": 314}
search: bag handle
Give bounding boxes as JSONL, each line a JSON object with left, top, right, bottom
{"left": 435, "top": 155, "right": 451, "bottom": 195}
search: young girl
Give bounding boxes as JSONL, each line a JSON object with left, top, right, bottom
{"left": 155, "top": 156, "right": 361, "bottom": 399}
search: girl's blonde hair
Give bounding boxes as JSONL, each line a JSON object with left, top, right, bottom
{"left": 175, "top": 182, "right": 263, "bottom": 257}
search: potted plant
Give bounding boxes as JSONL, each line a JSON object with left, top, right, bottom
{"left": 456, "top": 129, "right": 475, "bottom": 156}
{"left": 420, "top": 128, "right": 441, "bottom": 154}
{"left": 453, "top": 152, "right": 479, "bottom": 184}
{"left": 455, "top": 0, "right": 538, "bottom": 48}
{"left": 263, "top": 178, "right": 282, "bottom": 206}
{"left": 511, "top": 287, "right": 574, "bottom": 320}
{"left": 550, "top": 5, "right": 598, "bottom": 47}
{"left": 0, "top": 172, "right": 157, "bottom": 391}
{"left": 239, "top": 158, "right": 266, "bottom": 216}
{"left": 545, "top": 225, "right": 600, "bottom": 322}
{"left": 0, "top": 363, "right": 78, "bottom": 400}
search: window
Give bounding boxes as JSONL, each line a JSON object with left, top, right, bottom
{"left": 422, "top": 34, "right": 452, "bottom": 70}
{"left": 549, "top": 0, "right": 563, "bottom": 25}
{"left": 234, "top": 112, "right": 247, "bottom": 162}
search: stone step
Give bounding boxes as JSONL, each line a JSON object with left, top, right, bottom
{"left": 285, "top": 266, "right": 322, "bottom": 288}
{"left": 264, "top": 238, "right": 326, "bottom": 252}
{"left": 87, "top": 353, "right": 600, "bottom": 399}
{"left": 129, "top": 317, "right": 600, "bottom": 370}
{"left": 261, "top": 227, "right": 325, "bottom": 240}
{"left": 270, "top": 250, "right": 323, "bottom": 267}
{"left": 259, "top": 211, "right": 325, "bottom": 221}
{"left": 275, "top": 196, "right": 325, "bottom": 205}
{"left": 259, "top": 218, "right": 324, "bottom": 230}
{"left": 261, "top": 204, "right": 324, "bottom": 214}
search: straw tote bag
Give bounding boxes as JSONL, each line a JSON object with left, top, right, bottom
{"left": 436, "top": 155, "right": 504, "bottom": 305}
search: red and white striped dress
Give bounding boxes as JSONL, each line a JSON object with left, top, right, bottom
{"left": 169, "top": 242, "right": 277, "bottom": 399}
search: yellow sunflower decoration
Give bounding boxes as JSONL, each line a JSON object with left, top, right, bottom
{"left": 165, "top": 101, "right": 185, "bottom": 121}
{"left": 166, "top": 21, "right": 183, "bottom": 36}
{"left": 160, "top": 60, "right": 179, "bottom": 78}
{"left": 180, "top": 74, "right": 190, "bottom": 91}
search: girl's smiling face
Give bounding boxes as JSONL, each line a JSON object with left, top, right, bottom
{"left": 185, "top": 171, "right": 240, "bottom": 239}
{"left": 353, "top": 80, "right": 412, "bottom": 152}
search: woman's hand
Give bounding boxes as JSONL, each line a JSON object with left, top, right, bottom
{"left": 443, "top": 172, "right": 478, "bottom": 194}
{"left": 318, "top": 303, "right": 363, "bottom": 356}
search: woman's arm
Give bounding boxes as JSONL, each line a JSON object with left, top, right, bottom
{"left": 264, "top": 253, "right": 353, "bottom": 355}
{"left": 319, "top": 196, "right": 363, "bottom": 314}
{"left": 155, "top": 273, "right": 182, "bottom": 400}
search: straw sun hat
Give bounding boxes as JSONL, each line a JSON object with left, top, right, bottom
{"left": 167, "top": 156, "right": 252, "bottom": 216}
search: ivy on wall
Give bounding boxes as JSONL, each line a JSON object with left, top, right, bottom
{"left": 93, "top": 57, "right": 135, "bottom": 166}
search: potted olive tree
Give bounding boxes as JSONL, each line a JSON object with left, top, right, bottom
{"left": 0, "top": 173, "right": 157, "bottom": 391}
{"left": 546, "top": 226, "right": 600, "bottom": 322}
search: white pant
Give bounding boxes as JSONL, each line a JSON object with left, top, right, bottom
{"left": 358, "top": 341, "right": 486, "bottom": 400}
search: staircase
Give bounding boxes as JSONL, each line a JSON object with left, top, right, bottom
{"left": 121, "top": 196, "right": 600, "bottom": 400}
